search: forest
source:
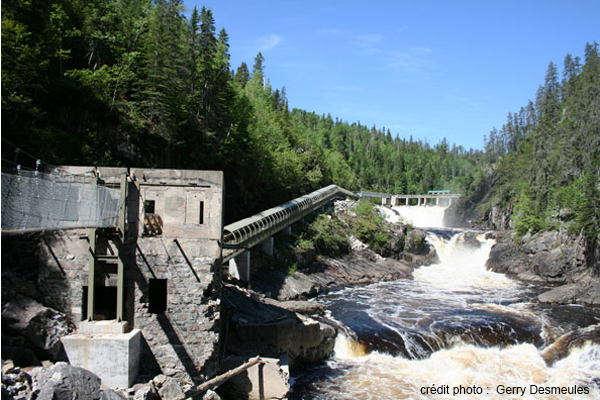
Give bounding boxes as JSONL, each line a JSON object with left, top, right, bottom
{"left": 481, "top": 42, "right": 600, "bottom": 270}
{"left": 1, "top": 0, "right": 482, "bottom": 222}
{"left": 1, "top": 0, "right": 599, "bottom": 258}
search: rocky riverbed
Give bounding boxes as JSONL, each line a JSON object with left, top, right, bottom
{"left": 246, "top": 201, "right": 439, "bottom": 301}
{"left": 486, "top": 230, "right": 600, "bottom": 306}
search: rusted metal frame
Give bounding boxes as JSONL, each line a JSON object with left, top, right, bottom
{"left": 116, "top": 172, "right": 127, "bottom": 322}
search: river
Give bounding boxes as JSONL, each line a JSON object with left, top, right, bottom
{"left": 291, "top": 206, "right": 600, "bottom": 399}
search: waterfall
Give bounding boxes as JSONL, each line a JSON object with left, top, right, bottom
{"left": 380, "top": 204, "right": 448, "bottom": 228}
{"left": 292, "top": 206, "right": 600, "bottom": 399}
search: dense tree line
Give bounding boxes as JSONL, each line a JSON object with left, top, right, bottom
{"left": 2, "top": 0, "right": 482, "bottom": 222}
{"left": 481, "top": 43, "right": 600, "bottom": 273}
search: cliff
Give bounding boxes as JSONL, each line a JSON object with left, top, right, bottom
{"left": 486, "top": 230, "right": 600, "bottom": 306}
{"left": 443, "top": 173, "right": 600, "bottom": 307}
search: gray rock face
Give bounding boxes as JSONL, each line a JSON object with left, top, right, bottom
{"left": 537, "top": 281, "right": 600, "bottom": 306}
{"left": 486, "top": 231, "right": 599, "bottom": 306}
{"left": 251, "top": 233, "right": 438, "bottom": 302}
{"left": 223, "top": 285, "right": 336, "bottom": 370}
{"left": 157, "top": 377, "right": 185, "bottom": 400}
{"left": 383, "top": 225, "right": 405, "bottom": 256}
{"left": 30, "top": 362, "right": 103, "bottom": 400}
{"left": 406, "top": 229, "right": 427, "bottom": 254}
{"left": 132, "top": 385, "right": 158, "bottom": 400}
{"left": 2, "top": 294, "right": 72, "bottom": 360}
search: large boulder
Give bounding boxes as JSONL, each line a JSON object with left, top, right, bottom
{"left": 382, "top": 224, "right": 406, "bottom": 258}
{"left": 157, "top": 377, "right": 185, "bottom": 400}
{"left": 2, "top": 294, "right": 72, "bottom": 360}
{"left": 537, "top": 281, "right": 600, "bottom": 306}
{"left": 406, "top": 229, "right": 427, "bottom": 254}
{"left": 30, "top": 362, "right": 103, "bottom": 400}
{"left": 487, "top": 231, "right": 590, "bottom": 286}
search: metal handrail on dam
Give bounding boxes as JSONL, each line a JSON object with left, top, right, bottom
{"left": 222, "top": 185, "right": 357, "bottom": 262}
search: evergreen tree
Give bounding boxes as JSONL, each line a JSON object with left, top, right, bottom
{"left": 252, "top": 52, "right": 265, "bottom": 84}
{"left": 234, "top": 62, "right": 250, "bottom": 88}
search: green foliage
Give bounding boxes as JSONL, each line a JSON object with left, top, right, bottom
{"left": 2, "top": 0, "right": 481, "bottom": 224}
{"left": 300, "top": 214, "right": 349, "bottom": 257}
{"left": 482, "top": 42, "right": 600, "bottom": 262}
{"left": 352, "top": 200, "right": 387, "bottom": 249}
{"left": 296, "top": 200, "right": 397, "bottom": 258}
{"left": 513, "top": 188, "right": 547, "bottom": 237}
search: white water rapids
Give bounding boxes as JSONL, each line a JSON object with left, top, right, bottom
{"left": 292, "top": 205, "right": 600, "bottom": 399}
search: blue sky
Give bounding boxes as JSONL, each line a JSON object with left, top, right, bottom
{"left": 188, "top": 0, "right": 598, "bottom": 150}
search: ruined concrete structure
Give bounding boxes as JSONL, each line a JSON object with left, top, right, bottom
{"left": 28, "top": 167, "right": 224, "bottom": 388}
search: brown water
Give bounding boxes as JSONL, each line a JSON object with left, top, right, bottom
{"left": 291, "top": 228, "right": 600, "bottom": 399}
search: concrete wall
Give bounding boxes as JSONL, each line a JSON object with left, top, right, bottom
{"left": 6, "top": 167, "right": 225, "bottom": 388}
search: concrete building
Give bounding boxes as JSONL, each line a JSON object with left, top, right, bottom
{"left": 25, "top": 167, "right": 224, "bottom": 389}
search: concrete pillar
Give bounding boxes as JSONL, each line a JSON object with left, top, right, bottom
{"left": 283, "top": 225, "right": 292, "bottom": 236}
{"left": 229, "top": 251, "right": 251, "bottom": 282}
{"left": 62, "top": 326, "right": 141, "bottom": 389}
{"left": 261, "top": 237, "right": 274, "bottom": 256}
{"left": 418, "top": 197, "right": 422, "bottom": 206}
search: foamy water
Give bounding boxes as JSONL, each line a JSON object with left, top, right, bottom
{"left": 292, "top": 208, "right": 600, "bottom": 399}
{"left": 385, "top": 204, "right": 448, "bottom": 228}
{"left": 325, "top": 335, "right": 599, "bottom": 400}
{"left": 416, "top": 232, "right": 517, "bottom": 291}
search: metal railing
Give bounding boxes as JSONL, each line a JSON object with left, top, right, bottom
{"left": 356, "top": 191, "right": 391, "bottom": 199}
{"left": 222, "top": 185, "right": 356, "bottom": 261}
{"left": 391, "top": 193, "right": 460, "bottom": 199}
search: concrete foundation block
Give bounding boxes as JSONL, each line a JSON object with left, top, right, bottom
{"left": 61, "top": 328, "right": 141, "bottom": 389}
{"left": 78, "top": 320, "right": 129, "bottom": 334}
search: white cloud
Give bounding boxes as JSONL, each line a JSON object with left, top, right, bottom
{"left": 388, "top": 47, "right": 432, "bottom": 74}
{"left": 317, "top": 27, "right": 432, "bottom": 74}
{"left": 355, "top": 33, "right": 384, "bottom": 45}
{"left": 408, "top": 46, "right": 432, "bottom": 54}
{"left": 257, "top": 34, "right": 282, "bottom": 51}
{"left": 353, "top": 33, "right": 385, "bottom": 55}
{"left": 318, "top": 28, "right": 351, "bottom": 36}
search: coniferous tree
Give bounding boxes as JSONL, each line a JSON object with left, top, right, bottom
{"left": 234, "top": 62, "right": 250, "bottom": 88}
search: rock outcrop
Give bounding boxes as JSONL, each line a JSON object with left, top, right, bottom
{"left": 2, "top": 294, "right": 73, "bottom": 361}
{"left": 250, "top": 232, "right": 438, "bottom": 301}
{"left": 486, "top": 230, "right": 600, "bottom": 306}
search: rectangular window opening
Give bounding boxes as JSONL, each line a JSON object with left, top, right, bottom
{"left": 143, "top": 200, "right": 162, "bottom": 236}
{"left": 144, "top": 200, "right": 155, "bottom": 214}
{"left": 199, "top": 201, "right": 204, "bottom": 225}
{"left": 148, "top": 279, "right": 167, "bottom": 314}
